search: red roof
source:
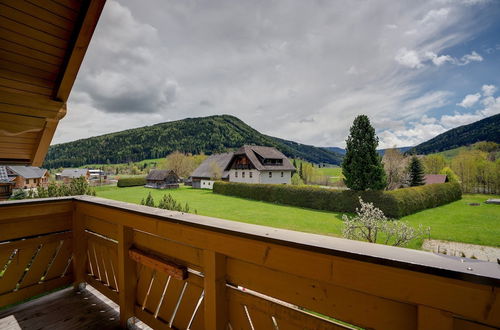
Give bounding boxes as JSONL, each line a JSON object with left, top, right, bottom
{"left": 424, "top": 174, "right": 448, "bottom": 184}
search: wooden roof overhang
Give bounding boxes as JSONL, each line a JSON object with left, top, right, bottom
{"left": 0, "top": 0, "right": 106, "bottom": 166}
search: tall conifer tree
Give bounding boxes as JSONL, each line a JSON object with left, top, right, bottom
{"left": 408, "top": 156, "right": 425, "bottom": 186}
{"left": 342, "top": 115, "right": 386, "bottom": 190}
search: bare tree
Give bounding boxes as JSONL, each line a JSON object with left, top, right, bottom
{"left": 209, "top": 161, "right": 222, "bottom": 180}
{"left": 162, "top": 151, "right": 195, "bottom": 178}
{"left": 382, "top": 148, "right": 406, "bottom": 190}
{"left": 342, "top": 198, "right": 430, "bottom": 247}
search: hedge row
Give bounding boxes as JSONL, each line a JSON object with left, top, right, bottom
{"left": 213, "top": 182, "right": 462, "bottom": 218}
{"left": 117, "top": 176, "right": 147, "bottom": 187}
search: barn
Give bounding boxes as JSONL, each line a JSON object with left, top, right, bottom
{"left": 145, "top": 170, "right": 180, "bottom": 189}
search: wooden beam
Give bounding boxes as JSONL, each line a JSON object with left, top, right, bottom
{"left": 0, "top": 91, "right": 65, "bottom": 119}
{"left": 32, "top": 107, "right": 65, "bottom": 166}
{"left": 0, "top": 112, "right": 45, "bottom": 136}
{"left": 118, "top": 225, "right": 136, "bottom": 328}
{"left": 128, "top": 248, "right": 187, "bottom": 281}
{"left": 203, "top": 250, "right": 228, "bottom": 330}
{"left": 55, "top": 0, "right": 106, "bottom": 101}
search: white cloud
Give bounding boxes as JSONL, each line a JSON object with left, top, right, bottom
{"left": 379, "top": 85, "right": 499, "bottom": 148}
{"left": 396, "top": 49, "right": 484, "bottom": 69}
{"left": 457, "top": 93, "right": 481, "bottom": 108}
{"left": 482, "top": 84, "right": 497, "bottom": 97}
{"left": 53, "top": 0, "right": 495, "bottom": 148}
{"left": 459, "top": 51, "right": 483, "bottom": 64}
{"left": 395, "top": 48, "right": 424, "bottom": 68}
{"left": 424, "top": 51, "right": 454, "bottom": 66}
{"left": 420, "top": 8, "right": 450, "bottom": 25}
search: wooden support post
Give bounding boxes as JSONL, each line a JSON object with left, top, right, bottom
{"left": 203, "top": 250, "right": 227, "bottom": 330}
{"left": 418, "top": 305, "right": 453, "bottom": 330}
{"left": 118, "top": 225, "right": 137, "bottom": 328}
{"left": 72, "top": 205, "right": 87, "bottom": 290}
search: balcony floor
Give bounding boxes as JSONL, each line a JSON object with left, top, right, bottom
{"left": 0, "top": 286, "right": 122, "bottom": 330}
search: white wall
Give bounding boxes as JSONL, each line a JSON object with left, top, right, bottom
{"left": 228, "top": 169, "right": 260, "bottom": 184}
{"left": 259, "top": 170, "right": 292, "bottom": 184}
{"left": 200, "top": 180, "right": 214, "bottom": 189}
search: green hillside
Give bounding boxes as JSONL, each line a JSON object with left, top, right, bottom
{"left": 44, "top": 115, "right": 342, "bottom": 168}
{"left": 409, "top": 114, "right": 500, "bottom": 155}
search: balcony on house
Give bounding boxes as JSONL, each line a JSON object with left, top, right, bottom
{"left": 0, "top": 0, "right": 499, "bottom": 329}
{"left": 0, "top": 196, "right": 499, "bottom": 330}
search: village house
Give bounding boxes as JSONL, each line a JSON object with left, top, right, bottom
{"left": 0, "top": 166, "right": 14, "bottom": 200}
{"left": 191, "top": 152, "right": 233, "bottom": 189}
{"left": 145, "top": 169, "right": 180, "bottom": 189}
{"left": 226, "top": 145, "right": 295, "bottom": 184}
{"left": 60, "top": 168, "right": 90, "bottom": 184}
{"left": 6, "top": 166, "right": 49, "bottom": 189}
{"left": 424, "top": 174, "right": 448, "bottom": 185}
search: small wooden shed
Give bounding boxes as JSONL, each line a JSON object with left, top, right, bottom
{"left": 145, "top": 170, "right": 179, "bottom": 189}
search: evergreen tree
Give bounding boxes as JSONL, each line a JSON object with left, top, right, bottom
{"left": 342, "top": 115, "right": 386, "bottom": 190}
{"left": 141, "top": 192, "right": 155, "bottom": 207}
{"left": 293, "top": 159, "right": 297, "bottom": 169}
{"left": 408, "top": 156, "right": 425, "bottom": 186}
{"left": 299, "top": 162, "right": 303, "bottom": 179}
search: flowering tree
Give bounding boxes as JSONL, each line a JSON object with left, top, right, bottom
{"left": 342, "top": 198, "right": 429, "bottom": 247}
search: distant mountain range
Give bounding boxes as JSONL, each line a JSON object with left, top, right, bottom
{"left": 44, "top": 113, "right": 500, "bottom": 169}
{"left": 323, "top": 146, "right": 412, "bottom": 156}
{"left": 44, "top": 115, "right": 343, "bottom": 168}
{"left": 408, "top": 113, "right": 500, "bottom": 155}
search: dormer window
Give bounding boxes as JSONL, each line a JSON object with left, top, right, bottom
{"left": 263, "top": 158, "right": 283, "bottom": 165}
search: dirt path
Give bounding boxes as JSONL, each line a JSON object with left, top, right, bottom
{"left": 422, "top": 239, "right": 500, "bottom": 263}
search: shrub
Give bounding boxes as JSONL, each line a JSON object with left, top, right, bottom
{"left": 12, "top": 177, "right": 96, "bottom": 200}
{"left": 213, "top": 182, "right": 461, "bottom": 218}
{"left": 342, "top": 197, "right": 430, "bottom": 246}
{"left": 117, "top": 176, "right": 147, "bottom": 187}
{"left": 387, "top": 182, "right": 462, "bottom": 217}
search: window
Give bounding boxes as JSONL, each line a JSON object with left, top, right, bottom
{"left": 249, "top": 172, "right": 253, "bottom": 178}
{"left": 281, "top": 172, "right": 284, "bottom": 177}
{"left": 235, "top": 171, "right": 238, "bottom": 178}
{"left": 25, "top": 179, "right": 29, "bottom": 184}
{"left": 242, "top": 172, "right": 245, "bottom": 178}
{"left": 269, "top": 172, "right": 272, "bottom": 178}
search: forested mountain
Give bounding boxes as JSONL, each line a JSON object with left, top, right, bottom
{"left": 44, "top": 115, "right": 343, "bottom": 168}
{"left": 322, "top": 146, "right": 412, "bottom": 156}
{"left": 408, "top": 114, "right": 500, "bottom": 155}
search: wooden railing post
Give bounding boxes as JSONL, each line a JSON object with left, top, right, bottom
{"left": 118, "top": 225, "right": 136, "bottom": 328}
{"left": 203, "top": 250, "right": 228, "bottom": 330}
{"left": 72, "top": 204, "right": 87, "bottom": 290}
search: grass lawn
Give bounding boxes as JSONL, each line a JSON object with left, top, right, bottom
{"left": 95, "top": 185, "right": 344, "bottom": 235}
{"left": 403, "top": 194, "right": 500, "bottom": 248}
{"left": 94, "top": 185, "right": 500, "bottom": 248}
{"left": 317, "top": 166, "right": 344, "bottom": 183}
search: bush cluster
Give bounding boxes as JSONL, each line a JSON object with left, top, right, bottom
{"left": 11, "top": 177, "right": 96, "bottom": 200}
{"left": 117, "top": 176, "right": 147, "bottom": 187}
{"left": 140, "top": 192, "right": 196, "bottom": 214}
{"left": 213, "top": 182, "right": 461, "bottom": 218}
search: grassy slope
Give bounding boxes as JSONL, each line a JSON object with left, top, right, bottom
{"left": 95, "top": 186, "right": 500, "bottom": 248}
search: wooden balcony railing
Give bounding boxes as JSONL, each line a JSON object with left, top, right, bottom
{"left": 0, "top": 196, "right": 499, "bottom": 329}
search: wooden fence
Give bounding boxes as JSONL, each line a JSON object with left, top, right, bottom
{"left": 0, "top": 196, "right": 499, "bottom": 329}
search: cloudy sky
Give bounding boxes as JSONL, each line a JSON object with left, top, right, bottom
{"left": 54, "top": 0, "right": 500, "bottom": 148}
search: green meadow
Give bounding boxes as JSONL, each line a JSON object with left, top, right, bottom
{"left": 95, "top": 185, "right": 500, "bottom": 248}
